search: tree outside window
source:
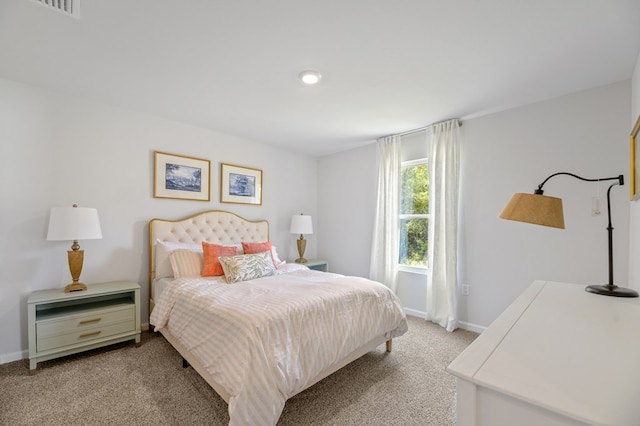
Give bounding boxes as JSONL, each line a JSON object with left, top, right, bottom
{"left": 399, "top": 159, "right": 429, "bottom": 268}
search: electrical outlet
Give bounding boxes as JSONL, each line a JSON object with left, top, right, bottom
{"left": 461, "top": 284, "right": 470, "bottom": 295}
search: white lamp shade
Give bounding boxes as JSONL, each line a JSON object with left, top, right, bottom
{"left": 290, "top": 214, "right": 313, "bottom": 235}
{"left": 47, "top": 206, "right": 103, "bottom": 241}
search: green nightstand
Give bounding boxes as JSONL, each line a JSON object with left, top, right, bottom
{"left": 301, "top": 259, "right": 328, "bottom": 272}
{"left": 27, "top": 281, "right": 141, "bottom": 372}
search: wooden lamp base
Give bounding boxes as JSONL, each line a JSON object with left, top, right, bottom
{"left": 65, "top": 282, "right": 87, "bottom": 293}
{"left": 295, "top": 236, "right": 308, "bottom": 263}
{"left": 65, "top": 247, "right": 87, "bottom": 293}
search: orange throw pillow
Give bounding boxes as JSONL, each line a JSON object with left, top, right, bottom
{"left": 202, "top": 242, "right": 238, "bottom": 276}
{"left": 241, "top": 241, "right": 275, "bottom": 266}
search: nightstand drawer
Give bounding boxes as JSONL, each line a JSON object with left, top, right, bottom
{"left": 37, "top": 320, "right": 135, "bottom": 352}
{"left": 37, "top": 304, "right": 135, "bottom": 351}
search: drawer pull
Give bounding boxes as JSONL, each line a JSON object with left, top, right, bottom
{"left": 79, "top": 318, "right": 102, "bottom": 325}
{"left": 79, "top": 331, "right": 101, "bottom": 339}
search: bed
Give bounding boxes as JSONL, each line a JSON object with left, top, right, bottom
{"left": 148, "top": 210, "right": 408, "bottom": 426}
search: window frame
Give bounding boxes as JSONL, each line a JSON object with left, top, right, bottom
{"left": 398, "top": 158, "right": 429, "bottom": 274}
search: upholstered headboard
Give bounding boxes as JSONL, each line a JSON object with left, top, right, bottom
{"left": 148, "top": 210, "right": 269, "bottom": 308}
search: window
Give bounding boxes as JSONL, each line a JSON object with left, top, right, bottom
{"left": 399, "top": 158, "right": 429, "bottom": 270}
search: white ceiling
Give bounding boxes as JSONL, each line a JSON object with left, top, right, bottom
{"left": 1, "top": 0, "right": 639, "bottom": 157}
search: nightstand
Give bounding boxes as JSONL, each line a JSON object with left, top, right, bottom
{"left": 302, "top": 259, "right": 329, "bottom": 272}
{"left": 27, "top": 281, "right": 141, "bottom": 372}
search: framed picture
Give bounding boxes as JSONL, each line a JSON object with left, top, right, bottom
{"left": 154, "top": 151, "right": 210, "bottom": 201}
{"left": 631, "top": 115, "right": 640, "bottom": 201}
{"left": 220, "top": 163, "right": 263, "bottom": 205}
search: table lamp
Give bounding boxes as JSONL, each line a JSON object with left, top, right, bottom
{"left": 499, "top": 172, "right": 638, "bottom": 298}
{"left": 47, "top": 204, "right": 103, "bottom": 292}
{"left": 290, "top": 214, "right": 313, "bottom": 263}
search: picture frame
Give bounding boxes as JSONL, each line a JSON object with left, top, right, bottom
{"left": 154, "top": 151, "right": 210, "bottom": 201}
{"left": 220, "top": 163, "right": 263, "bottom": 205}
{"left": 631, "top": 115, "right": 640, "bottom": 201}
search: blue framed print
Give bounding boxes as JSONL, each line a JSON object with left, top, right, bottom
{"left": 154, "top": 151, "right": 210, "bottom": 201}
{"left": 220, "top": 163, "right": 263, "bottom": 205}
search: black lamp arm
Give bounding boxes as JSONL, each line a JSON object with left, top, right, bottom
{"left": 522, "top": 171, "right": 636, "bottom": 296}
{"left": 534, "top": 172, "right": 623, "bottom": 195}
{"left": 534, "top": 171, "right": 625, "bottom": 288}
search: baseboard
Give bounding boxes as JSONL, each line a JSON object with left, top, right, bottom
{"left": 457, "top": 321, "right": 486, "bottom": 334}
{"left": 403, "top": 307, "right": 426, "bottom": 318}
{"left": 404, "top": 309, "right": 486, "bottom": 334}
{"left": 1, "top": 349, "right": 27, "bottom": 365}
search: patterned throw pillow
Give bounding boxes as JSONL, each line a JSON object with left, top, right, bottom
{"left": 218, "top": 251, "right": 277, "bottom": 283}
{"left": 169, "top": 250, "right": 203, "bottom": 278}
{"left": 202, "top": 242, "right": 238, "bottom": 276}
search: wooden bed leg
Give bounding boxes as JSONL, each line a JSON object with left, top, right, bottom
{"left": 386, "top": 339, "right": 392, "bottom": 352}
{"left": 182, "top": 358, "right": 189, "bottom": 368}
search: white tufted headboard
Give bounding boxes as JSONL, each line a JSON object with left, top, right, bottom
{"left": 148, "top": 210, "right": 269, "bottom": 307}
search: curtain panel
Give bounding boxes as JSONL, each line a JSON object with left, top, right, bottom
{"left": 426, "top": 119, "right": 461, "bottom": 332}
{"left": 370, "top": 136, "right": 401, "bottom": 292}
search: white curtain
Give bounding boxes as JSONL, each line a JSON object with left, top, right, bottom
{"left": 370, "top": 135, "right": 401, "bottom": 292}
{"left": 426, "top": 119, "right": 461, "bottom": 332}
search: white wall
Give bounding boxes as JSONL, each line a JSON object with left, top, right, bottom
{"left": 0, "top": 77, "right": 318, "bottom": 363}
{"left": 318, "top": 81, "right": 631, "bottom": 328}
{"left": 628, "top": 52, "right": 640, "bottom": 293}
{"left": 317, "top": 144, "right": 376, "bottom": 278}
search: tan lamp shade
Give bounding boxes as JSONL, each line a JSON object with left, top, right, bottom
{"left": 499, "top": 193, "right": 565, "bottom": 229}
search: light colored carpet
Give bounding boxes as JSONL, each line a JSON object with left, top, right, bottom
{"left": 0, "top": 316, "right": 477, "bottom": 425}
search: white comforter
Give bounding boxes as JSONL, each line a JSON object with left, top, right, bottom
{"left": 150, "top": 269, "right": 407, "bottom": 426}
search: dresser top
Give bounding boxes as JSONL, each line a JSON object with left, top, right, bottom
{"left": 447, "top": 280, "right": 640, "bottom": 425}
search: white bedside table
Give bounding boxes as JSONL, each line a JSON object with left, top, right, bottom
{"left": 27, "top": 281, "right": 141, "bottom": 372}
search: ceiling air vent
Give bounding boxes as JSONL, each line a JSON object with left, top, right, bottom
{"left": 30, "top": 0, "right": 80, "bottom": 19}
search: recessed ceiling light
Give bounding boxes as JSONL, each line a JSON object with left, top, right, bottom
{"left": 299, "top": 70, "right": 322, "bottom": 85}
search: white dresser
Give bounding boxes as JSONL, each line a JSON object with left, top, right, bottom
{"left": 447, "top": 280, "right": 640, "bottom": 426}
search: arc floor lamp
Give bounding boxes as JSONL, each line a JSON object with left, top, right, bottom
{"left": 500, "top": 172, "right": 638, "bottom": 298}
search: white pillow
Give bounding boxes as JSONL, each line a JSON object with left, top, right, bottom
{"left": 276, "top": 263, "right": 309, "bottom": 274}
{"left": 271, "top": 246, "right": 285, "bottom": 266}
{"left": 155, "top": 239, "right": 202, "bottom": 278}
{"left": 218, "top": 251, "right": 277, "bottom": 284}
{"left": 169, "top": 250, "right": 203, "bottom": 278}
